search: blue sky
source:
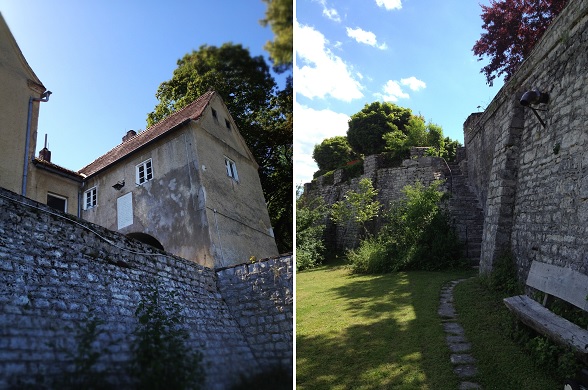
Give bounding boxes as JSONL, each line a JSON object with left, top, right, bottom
{"left": 294, "top": 0, "right": 505, "bottom": 185}
{"left": 0, "top": 0, "right": 281, "bottom": 172}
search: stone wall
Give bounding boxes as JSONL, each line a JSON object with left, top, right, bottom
{"left": 463, "top": 0, "right": 588, "bottom": 277}
{"left": 0, "top": 187, "right": 292, "bottom": 389}
{"left": 304, "top": 154, "right": 448, "bottom": 250}
{"left": 216, "top": 256, "right": 293, "bottom": 371}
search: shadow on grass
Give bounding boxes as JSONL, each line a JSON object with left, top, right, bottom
{"left": 297, "top": 270, "right": 468, "bottom": 389}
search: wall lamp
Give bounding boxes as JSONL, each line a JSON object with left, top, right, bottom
{"left": 520, "top": 89, "right": 549, "bottom": 128}
{"left": 112, "top": 180, "right": 125, "bottom": 190}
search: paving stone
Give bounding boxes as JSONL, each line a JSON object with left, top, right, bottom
{"left": 451, "top": 353, "right": 476, "bottom": 365}
{"left": 442, "top": 322, "right": 465, "bottom": 335}
{"left": 448, "top": 342, "right": 472, "bottom": 353}
{"left": 459, "top": 381, "right": 482, "bottom": 389}
{"left": 438, "top": 302, "right": 456, "bottom": 318}
{"left": 446, "top": 334, "right": 467, "bottom": 344}
{"left": 454, "top": 364, "right": 478, "bottom": 377}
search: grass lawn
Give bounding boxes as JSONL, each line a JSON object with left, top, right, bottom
{"left": 296, "top": 261, "right": 474, "bottom": 389}
{"left": 453, "top": 277, "right": 560, "bottom": 389}
{"left": 297, "top": 262, "right": 563, "bottom": 389}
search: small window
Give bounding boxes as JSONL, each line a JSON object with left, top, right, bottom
{"left": 225, "top": 157, "right": 238, "bottom": 181}
{"left": 84, "top": 187, "right": 97, "bottom": 210}
{"left": 211, "top": 108, "right": 218, "bottom": 119}
{"left": 225, "top": 119, "right": 231, "bottom": 130}
{"left": 136, "top": 159, "right": 153, "bottom": 185}
{"left": 47, "top": 193, "right": 67, "bottom": 213}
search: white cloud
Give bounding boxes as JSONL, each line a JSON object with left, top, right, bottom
{"left": 379, "top": 80, "right": 409, "bottom": 102}
{"left": 321, "top": 4, "right": 341, "bottom": 22}
{"left": 375, "top": 0, "right": 402, "bottom": 10}
{"left": 294, "top": 102, "right": 350, "bottom": 185}
{"left": 376, "top": 77, "right": 426, "bottom": 102}
{"left": 401, "top": 76, "right": 426, "bottom": 91}
{"left": 295, "top": 22, "right": 364, "bottom": 102}
{"left": 346, "top": 27, "right": 387, "bottom": 50}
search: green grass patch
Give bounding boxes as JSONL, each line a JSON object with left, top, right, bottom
{"left": 453, "top": 277, "right": 560, "bottom": 389}
{"left": 296, "top": 263, "right": 473, "bottom": 389}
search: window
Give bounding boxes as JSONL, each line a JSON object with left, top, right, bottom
{"left": 47, "top": 193, "right": 67, "bottom": 213}
{"left": 211, "top": 108, "right": 218, "bottom": 120}
{"left": 225, "top": 157, "right": 238, "bottom": 181}
{"left": 136, "top": 159, "right": 153, "bottom": 185}
{"left": 84, "top": 187, "right": 97, "bottom": 210}
{"left": 225, "top": 119, "right": 232, "bottom": 130}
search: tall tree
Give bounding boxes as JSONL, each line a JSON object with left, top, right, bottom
{"left": 260, "top": 0, "right": 293, "bottom": 72}
{"left": 147, "top": 43, "right": 292, "bottom": 252}
{"left": 473, "top": 0, "right": 567, "bottom": 86}
{"left": 312, "top": 136, "right": 357, "bottom": 172}
{"left": 347, "top": 102, "right": 412, "bottom": 156}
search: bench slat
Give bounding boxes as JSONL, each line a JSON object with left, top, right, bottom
{"left": 504, "top": 295, "right": 588, "bottom": 355}
{"left": 526, "top": 261, "right": 588, "bottom": 311}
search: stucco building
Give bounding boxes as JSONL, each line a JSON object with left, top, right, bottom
{"left": 0, "top": 13, "right": 278, "bottom": 268}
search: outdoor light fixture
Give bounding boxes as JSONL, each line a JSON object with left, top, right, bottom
{"left": 520, "top": 89, "right": 549, "bottom": 128}
{"left": 112, "top": 180, "right": 125, "bottom": 190}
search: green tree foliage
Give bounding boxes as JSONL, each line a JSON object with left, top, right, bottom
{"left": 347, "top": 102, "right": 412, "bottom": 156}
{"left": 296, "top": 193, "right": 327, "bottom": 271}
{"left": 331, "top": 178, "right": 380, "bottom": 238}
{"left": 260, "top": 0, "right": 293, "bottom": 72}
{"left": 146, "top": 43, "right": 292, "bottom": 252}
{"left": 348, "top": 181, "right": 464, "bottom": 273}
{"left": 133, "top": 281, "right": 204, "bottom": 390}
{"left": 312, "top": 136, "right": 357, "bottom": 172}
{"left": 382, "top": 116, "right": 460, "bottom": 160}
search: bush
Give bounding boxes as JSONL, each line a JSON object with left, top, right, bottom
{"left": 347, "top": 181, "right": 464, "bottom": 273}
{"left": 347, "top": 237, "right": 390, "bottom": 274}
{"left": 481, "top": 251, "right": 521, "bottom": 295}
{"left": 296, "top": 195, "right": 326, "bottom": 271}
{"left": 133, "top": 280, "right": 205, "bottom": 390}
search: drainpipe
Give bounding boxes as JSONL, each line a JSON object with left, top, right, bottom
{"left": 22, "top": 90, "right": 52, "bottom": 196}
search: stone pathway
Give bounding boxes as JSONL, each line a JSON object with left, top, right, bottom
{"left": 438, "top": 279, "right": 482, "bottom": 390}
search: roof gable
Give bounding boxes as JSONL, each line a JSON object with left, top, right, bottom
{"left": 78, "top": 90, "right": 215, "bottom": 177}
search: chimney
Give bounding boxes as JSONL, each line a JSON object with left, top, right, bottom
{"left": 122, "top": 129, "right": 137, "bottom": 142}
{"left": 38, "top": 134, "right": 51, "bottom": 162}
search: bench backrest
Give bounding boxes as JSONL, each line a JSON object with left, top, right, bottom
{"left": 526, "top": 261, "right": 588, "bottom": 312}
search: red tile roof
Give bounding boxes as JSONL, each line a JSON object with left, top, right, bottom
{"left": 78, "top": 90, "right": 216, "bottom": 177}
{"left": 33, "top": 158, "right": 84, "bottom": 181}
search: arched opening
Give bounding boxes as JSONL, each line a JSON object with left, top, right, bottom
{"left": 126, "top": 232, "right": 164, "bottom": 251}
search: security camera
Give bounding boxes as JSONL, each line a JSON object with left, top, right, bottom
{"left": 520, "top": 89, "right": 549, "bottom": 106}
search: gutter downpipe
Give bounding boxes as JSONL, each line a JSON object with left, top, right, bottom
{"left": 22, "top": 91, "right": 52, "bottom": 196}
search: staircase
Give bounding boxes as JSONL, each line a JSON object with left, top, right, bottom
{"left": 445, "top": 161, "right": 484, "bottom": 266}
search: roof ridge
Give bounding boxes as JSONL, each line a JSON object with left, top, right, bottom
{"left": 78, "top": 91, "right": 216, "bottom": 176}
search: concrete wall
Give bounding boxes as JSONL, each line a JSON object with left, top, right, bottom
{"left": 0, "top": 13, "right": 45, "bottom": 196}
{"left": 0, "top": 186, "right": 292, "bottom": 389}
{"left": 82, "top": 127, "right": 215, "bottom": 267}
{"left": 198, "top": 96, "right": 279, "bottom": 266}
{"left": 463, "top": 0, "right": 588, "bottom": 277}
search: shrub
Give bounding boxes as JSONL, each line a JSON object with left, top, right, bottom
{"left": 296, "top": 195, "right": 326, "bottom": 271}
{"left": 347, "top": 181, "right": 464, "bottom": 273}
{"left": 133, "top": 280, "right": 205, "bottom": 390}
{"left": 481, "top": 251, "right": 521, "bottom": 295}
{"left": 347, "top": 237, "right": 390, "bottom": 274}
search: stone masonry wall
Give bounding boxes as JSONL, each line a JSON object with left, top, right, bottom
{"left": 216, "top": 256, "right": 293, "bottom": 371}
{"left": 463, "top": 0, "right": 588, "bottom": 277}
{"left": 0, "top": 187, "right": 292, "bottom": 389}
{"left": 304, "top": 154, "right": 448, "bottom": 251}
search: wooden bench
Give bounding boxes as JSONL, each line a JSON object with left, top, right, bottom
{"left": 503, "top": 261, "right": 588, "bottom": 356}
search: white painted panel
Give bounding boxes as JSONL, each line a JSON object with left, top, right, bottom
{"left": 117, "top": 192, "right": 133, "bottom": 230}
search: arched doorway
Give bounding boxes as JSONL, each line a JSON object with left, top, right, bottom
{"left": 126, "top": 232, "right": 164, "bottom": 251}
